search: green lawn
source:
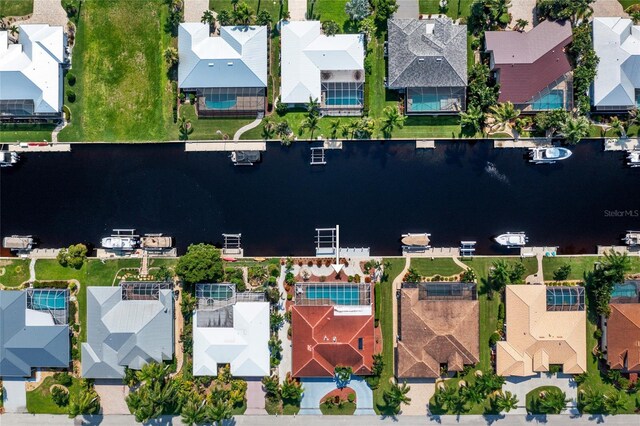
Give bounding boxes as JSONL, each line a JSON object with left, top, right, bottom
{"left": 210, "top": 0, "right": 288, "bottom": 18}
{"left": 320, "top": 400, "right": 356, "bottom": 415}
{"left": 26, "top": 376, "right": 83, "bottom": 414}
{"left": 58, "top": 0, "right": 174, "bottom": 142}
{"left": 179, "top": 104, "right": 256, "bottom": 140}
{"left": 428, "top": 369, "right": 494, "bottom": 415}
{"left": 242, "top": 110, "right": 360, "bottom": 140}
{"left": 393, "top": 115, "right": 464, "bottom": 139}
{"left": 419, "top": 0, "right": 473, "bottom": 18}
{"left": 367, "top": 37, "right": 387, "bottom": 118}
{"left": 411, "top": 258, "right": 463, "bottom": 277}
{"left": 0, "top": 123, "right": 55, "bottom": 142}
{"left": 373, "top": 258, "right": 405, "bottom": 415}
{"left": 0, "top": 259, "right": 30, "bottom": 287}
{"left": 0, "top": 0, "right": 33, "bottom": 16}
{"left": 577, "top": 372, "right": 638, "bottom": 415}
{"left": 525, "top": 386, "right": 562, "bottom": 414}
{"left": 543, "top": 256, "right": 640, "bottom": 281}
{"left": 619, "top": 1, "right": 640, "bottom": 9}
{"left": 312, "top": 0, "right": 352, "bottom": 31}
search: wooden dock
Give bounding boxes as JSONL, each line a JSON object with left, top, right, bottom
{"left": 416, "top": 140, "right": 435, "bottom": 149}
{"left": 493, "top": 139, "right": 548, "bottom": 148}
{"left": 597, "top": 245, "right": 640, "bottom": 256}
{"left": 520, "top": 246, "right": 559, "bottom": 257}
{"left": 185, "top": 141, "right": 266, "bottom": 152}
{"left": 9, "top": 144, "right": 71, "bottom": 152}
{"left": 404, "top": 247, "right": 460, "bottom": 257}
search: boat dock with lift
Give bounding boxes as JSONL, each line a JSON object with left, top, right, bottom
{"left": 231, "top": 151, "right": 261, "bottom": 166}
{"left": 2, "top": 235, "right": 35, "bottom": 255}
{"left": 99, "top": 229, "right": 175, "bottom": 258}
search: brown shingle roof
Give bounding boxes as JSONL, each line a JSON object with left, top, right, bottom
{"left": 606, "top": 304, "right": 640, "bottom": 372}
{"left": 396, "top": 285, "right": 479, "bottom": 378}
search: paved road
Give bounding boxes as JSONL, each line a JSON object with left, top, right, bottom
{"left": 2, "top": 413, "right": 639, "bottom": 425}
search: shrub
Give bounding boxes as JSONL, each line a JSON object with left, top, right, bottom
{"left": 67, "top": 72, "right": 76, "bottom": 86}
{"left": 189, "top": 93, "right": 195, "bottom": 104}
{"left": 66, "top": 90, "right": 76, "bottom": 103}
{"left": 54, "top": 372, "right": 73, "bottom": 387}
{"left": 51, "top": 386, "right": 69, "bottom": 407}
{"left": 498, "top": 303, "right": 505, "bottom": 321}
{"left": 267, "top": 276, "right": 277, "bottom": 287}
{"left": 347, "top": 393, "right": 355, "bottom": 403}
{"left": 553, "top": 264, "right": 571, "bottom": 281}
{"left": 32, "top": 280, "right": 70, "bottom": 289}
{"left": 275, "top": 97, "right": 288, "bottom": 115}
{"left": 56, "top": 244, "right": 87, "bottom": 269}
{"left": 594, "top": 329, "right": 602, "bottom": 340}
{"left": 268, "top": 264, "right": 280, "bottom": 277}
{"left": 489, "top": 331, "right": 501, "bottom": 346}
{"left": 287, "top": 293, "right": 293, "bottom": 301}
{"left": 347, "top": 275, "right": 354, "bottom": 283}
{"left": 354, "top": 274, "right": 361, "bottom": 283}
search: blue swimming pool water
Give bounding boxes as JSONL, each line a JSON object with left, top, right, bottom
{"left": 205, "top": 94, "right": 237, "bottom": 110}
{"left": 532, "top": 91, "right": 564, "bottom": 110}
{"left": 325, "top": 93, "right": 361, "bottom": 106}
{"left": 198, "top": 286, "right": 233, "bottom": 300}
{"left": 410, "top": 93, "right": 443, "bottom": 112}
{"left": 31, "top": 291, "right": 66, "bottom": 309}
{"left": 611, "top": 283, "right": 638, "bottom": 298}
{"left": 546, "top": 289, "right": 577, "bottom": 306}
{"left": 305, "top": 285, "right": 360, "bottom": 305}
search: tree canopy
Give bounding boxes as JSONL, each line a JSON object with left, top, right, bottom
{"left": 176, "top": 243, "right": 224, "bottom": 288}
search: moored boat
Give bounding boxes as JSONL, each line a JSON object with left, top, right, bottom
{"left": 2, "top": 235, "right": 34, "bottom": 251}
{"left": 140, "top": 234, "right": 173, "bottom": 250}
{"left": 627, "top": 150, "right": 640, "bottom": 168}
{"left": 623, "top": 231, "right": 640, "bottom": 246}
{"left": 529, "top": 147, "right": 572, "bottom": 164}
{"left": 495, "top": 232, "right": 528, "bottom": 248}
{"left": 401, "top": 233, "right": 431, "bottom": 249}
{"left": 0, "top": 151, "right": 19, "bottom": 167}
{"left": 231, "top": 151, "right": 261, "bottom": 166}
{"left": 101, "top": 229, "right": 139, "bottom": 251}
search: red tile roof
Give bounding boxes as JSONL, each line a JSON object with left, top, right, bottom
{"left": 607, "top": 304, "right": 640, "bottom": 372}
{"left": 485, "top": 20, "right": 573, "bottom": 104}
{"left": 291, "top": 305, "right": 376, "bottom": 377}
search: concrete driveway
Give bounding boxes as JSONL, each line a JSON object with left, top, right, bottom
{"left": 504, "top": 373, "right": 578, "bottom": 415}
{"left": 300, "top": 377, "right": 375, "bottom": 415}
{"left": 402, "top": 380, "right": 435, "bottom": 416}
{"left": 94, "top": 380, "right": 130, "bottom": 415}
{"left": 245, "top": 378, "right": 267, "bottom": 415}
{"left": 2, "top": 378, "right": 27, "bottom": 413}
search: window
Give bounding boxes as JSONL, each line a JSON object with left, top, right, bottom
{"left": 358, "top": 338, "right": 363, "bottom": 350}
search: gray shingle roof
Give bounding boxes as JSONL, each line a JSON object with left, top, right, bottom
{"left": 388, "top": 17, "right": 467, "bottom": 89}
{"left": 0, "top": 291, "right": 69, "bottom": 377}
{"left": 81, "top": 285, "right": 174, "bottom": 379}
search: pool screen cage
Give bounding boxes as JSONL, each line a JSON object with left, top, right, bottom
{"left": 0, "top": 99, "right": 35, "bottom": 116}
{"left": 196, "top": 283, "right": 265, "bottom": 311}
{"left": 121, "top": 281, "right": 173, "bottom": 301}
{"left": 196, "top": 87, "right": 265, "bottom": 117}
{"left": 406, "top": 87, "right": 466, "bottom": 113}
{"left": 321, "top": 82, "right": 364, "bottom": 108}
{"left": 26, "top": 288, "right": 69, "bottom": 325}
{"left": 294, "top": 282, "right": 371, "bottom": 306}
{"left": 414, "top": 282, "right": 477, "bottom": 301}
{"left": 546, "top": 286, "right": 585, "bottom": 312}
{"left": 517, "top": 75, "right": 573, "bottom": 112}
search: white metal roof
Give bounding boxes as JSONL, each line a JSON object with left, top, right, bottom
{"left": 178, "top": 23, "right": 267, "bottom": 89}
{"left": 0, "top": 24, "right": 64, "bottom": 113}
{"left": 593, "top": 17, "right": 640, "bottom": 107}
{"left": 193, "top": 301, "right": 270, "bottom": 377}
{"left": 280, "top": 21, "right": 365, "bottom": 103}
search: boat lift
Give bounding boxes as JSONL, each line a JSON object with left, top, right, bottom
{"left": 310, "top": 147, "right": 326, "bottom": 165}
{"left": 460, "top": 241, "right": 476, "bottom": 258}
{"left": 222, "top": 233, "right": 243, "bottom": 257}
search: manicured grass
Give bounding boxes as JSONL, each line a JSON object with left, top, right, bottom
{"left": 312, "top": 0, "right": 351, "bottom": 30}
{"left": 373, "top": 258, "right": 405, "bottom": 415}
{"left": 0, "top": 259, "right": 30, "bottom": 287}
{"left": 0, "top": 123, "right": 55, "bottom": 142}
{"left": 367, "top": 37, "right": 387, "bottom": 118}
{"left": 26, "top": 376, "right": 83, "bottom": 414}
{"left": 411, "top": 258, "right": 463, "bottom": 277}
{"left": 242, "top": 110, "right": 360, "bottom": 140}
{"left": 419, "top": 0, "right": 473, "bottom": 18}
{"left": 525, "top": 386, "right": 563, "bottom": 414}
{"left": 543, "top": 256, "right": 640, "bottom": 281}
{"left": 393, "top": 115, "right": 464, "bottom": 139}
{"left": 179, "top": 104, "right": 256, "bottom": 140}
{"left": 619, "top": 1, "right": 640, "bottom": 9}
{"left": 58, "top": 0, "right": 174, "bottom": 142}
{"left": 209, "top": 0, "right": 288, "bottom": 18}
{"left": 0, "top": 0, "right": 33, "bottom": 16}
{"left": 428, "top": 369, "right": 494, "bottom": 415}
{"left": 320, "top": 400, "right": 356, "bottom": 415}
{"left": 577, "top": 372, "right": 638, "bottom": 415}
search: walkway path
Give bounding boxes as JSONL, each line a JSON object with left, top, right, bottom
{"left": 277, "top": 265, "right": 292, "bottom": 383}
{"left": 245, "top": 379, "right": 267, "bottom": 415}
{"left": 12, "top": 0, "right": 68, "bottom": 26}
{"left": 289, "top": 0, "right": 307, "bottom": 21}
{"left": 392, "top": 257, "right": 410, "bottom": 350}
{"left": 504, "top": 373, "right": 578, "bottom": 415}
{"left": 233, "top": 114, "right": 264, "bottom": 141}
{"left": 28, "top": 258, "right": 36, "bottom": 282}
{"left": 184, "top": 0, "right": 210, "bottom": 23}
{"left": 173, "top": 289, "right": 184, "bottom": 375}
{"left": 51, "top": 120, "right": 67, "bottom": 143}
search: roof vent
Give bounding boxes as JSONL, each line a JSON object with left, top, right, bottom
{"left": 436, "top": 57, "right": 443, "bottom": 62}
{"left": 418, "top": 58, "right": 425, "bottom": 62}
{"left": 227, "top": 62, "right": 233, "bottom": 66}
{"left": 208, "top": 63, "right": 214, "bottom": 67}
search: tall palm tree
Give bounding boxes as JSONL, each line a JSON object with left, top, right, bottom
{"left": 486, "top": 0, "right": 512, "bottom": 27}
{"left": 579, "top": 387, "right": 605, "bottom": 414}
{"left": 201, "top": 10, "right": 216, "bottom": 33}
{"left": 489, "top": 260, "right": 510, "bottom": 293}
{"left": 514, "top": 19, "right": 528, "bottom": 32}
{"left": 380, "top": 106, "right": 406, "bottom": 138}
{"left": 604, "top": 391, "right": 628, "bottom": 414}
{"left": 493, "top": 391, "right": 518, "bottom": 413}
{"left": 460, "top": 384, "right": 484, "bottom": 406}
{"left": 217, "top": 10, "right": 232, "bottom": 26}
{"left": 233, "top": 2, "right": 254, "bottom": 25}
{"left": 570, "top": 0, "right": 594, "bottom": 25}
{"left": 560, "top": 116, "right": 590, "bottom": 145}
{"left": 489, "top": 102, "right": 520, "bottom": 132}
{"left": 435, "top": 384, "right": 457, "bottom": 411}
{"left": 164, "top": 47, "right": 179, "bottom": 66}
{"left": 262, "top": 118, "right": 275, "bottom": 140}
{"left": 383, "top": 380, "right": 411, "bottom": 413}
{"left": 205, "top": 399, "right": 233, "bottom": 426}
{"left": 306, "top": 96, "right": 320, "bottom": 117}
{"left": 538, "top": 388, "right": 569, "bottom": 414}
{"left": 601, "top": 250, "right": 631, "bottom": 283}
{"left": 460, "top": 104, "right": 484, "bottom": 135}
{"left": 8, "top": 25, "right": 18, "bottom": 37}
{"left": 329, "top": 119, "right": 341, "bottom": 139}
{"left": 300, "top": 114, "right": 320, "bottom": 140}
{"left": 231, "top": 0, "right": 240, "bottom": 11}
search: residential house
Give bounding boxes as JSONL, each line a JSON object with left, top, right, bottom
{"left": 602, "top": 281, "right": 640, "bottom": 377}
{"left": 178, "top": 23, "right": 267, "bottom": 117}
{"left": 0, "top": 24, "right": 66, "bottom": 122}
{"left": 485, "top": 20, "right": 573, "bottom": 112}
{"left": 0, "top": 289, "right": 69, "bottom": 377}
{"left": 592, "top": 17, "right": 640, "bottom": 111}
{"left": 397, "top": 282, "right": 479, "bottom": 378}
{"left": 81, "top": 282, "right": 174, "bottom": 379}
{"left": 280, "top": 21, "right": 365, "bottom": 116}
{"left": 496, "top": 285, "right": 586, "bottom": 377}
{"left": 193, "top": 284, "right": 269, "bottom": 377}
{"left": 291, "top": 282, "right": 378, "bottom": 377}
{"left": 387, "top": 17, "right": 467, "bottom": 114}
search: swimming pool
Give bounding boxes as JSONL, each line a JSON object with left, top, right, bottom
{"left": 325, "top": 93, "right": 361, "bottom": 106}
{"left": 547, "top": 291, "right": 577, "bottom": 306}
{"left": 197, "top": 285, "right": 233, "bottom": 300}
{"left": 532, "top": 90, "right": 564, "bottom": 110}
{"left": 410, "top": 93, "right": 444, "bottom": 112}
{"left": 30, "top": 291, "right": 66, "bottom": 310}
{"left": 611, "top": 282, "right": 638, "bottom": 298}
{"left": 305, "top": 285, "right": 360, "bottom": 305}
{"left": 205, "top": 94, "right": 237, "bottom": 110}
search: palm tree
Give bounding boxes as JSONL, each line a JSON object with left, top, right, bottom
{"left": 383, "top": 380, "right": 411, "bottom": 414}
{"left": 8, "top": 25, "right": 18, "bottom": 37}
{"left": 68, "top": 390, "right": 100, "bottom": 417}
{"left": 514, "top": 19, "right": 528, "bottom": 32}
{"left": 163, "top": 47, "right": 179, "bottom": 67}
{"left": 217, "top": 10, "right": 232, "bottom": 26}
{"left": 488, "top": 102, "right": 520, "bottom": 132}
{"left": 136, "top": 362, "right": 166, "bottom": 385}
{"left": 262, "top": 118, "right": 275, "bottom": 140}
{"left": 281, "top": 373, "right": 304, "bottom": 402}
{"left": 486, "top": 0, "right": 512, "bottom": 27}
{"left": 306, "top": 96, "right": 320, "bottom": 117}
{"left": 604, "top": 391, "right": 628, "bottom": 414}
{"left": 560, "top": 115, "right": 590, "bottom": 145}
{"left": 460, "top": 104, "right": 484, "bottom": 135}
{"left": 570, "top": 0, "right": 594, "bottom": 25}
{"left": 579, "top": 387, "right": 605, "bottom": 414}
{"left": 205, "top": 399, "right": 233, "bottom": 425}
{"left": 493, "top": 391, "right": 518, "bottom": 413}
{"left": 538, "top": 388, "right": 569, "bottom": 414}
{"left": 435, "top": 384, "right": 457, "bottom": 411}
{"left": 601, "top": 250, "right": 631, "bottom": 283}
{"left": 460, "top": 384, "right": 484, "bottom": 406}
{"left": 606, "top": 116, "right": 625, "bottom": 137}
{"left": 256, "top": 10, "right": 272, "bottom": 27}
{"left": 178, "top": 115, "right": 194, "bottom": 141}
{"left": 329, "top": 119, "right": 341, "bottom": 139}
{"left": 380, "top": 106, "right": 406, "bottom": 138}
{"left": 233, "top": 2, "right": 254, "bottom": 25}
{"left": 181, "top": 397, "right": 206, "bottom": 426}
{"left": 282, "top": 10, "right": 291, "bottom": 21}
{"left": 300, "top": 114, "right": 320, "bottom": 140}
{"left": 489, "top": 260, "right": 510, "bottom": 293}
{"left": 201, "top": 10, "right": 216, "bottom": 33}
{"left": 231, "top": 0, "right": 240, "bottom": 11}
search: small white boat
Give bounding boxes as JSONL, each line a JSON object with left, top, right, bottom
{"left": 101, "top": 229, "right": 139, "bottom": 251}
{"left": 495, "top": 232, "right": 528, "bottom": 248}
{"left": 3, "top": 235, "right": 34, "bottom": 251}
{"left": 0, "top": 151, "right": 19, "bottom": 167}
{"left": 623, "top": 231, "right": 640, "bottom": 246}
{"left": 627, "top": 150, "right": 640, "bottom": 168}
{"left": 529, "top": 147, "right": 572, "bottom": 164}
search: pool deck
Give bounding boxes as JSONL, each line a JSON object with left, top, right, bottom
{"left": 185, "top": 141, "right": 267, "bottom": 152}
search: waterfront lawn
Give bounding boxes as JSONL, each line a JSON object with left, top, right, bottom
{"left": 0, "top": 123, "right": 55, "bottom": 143}
{"left": 373, "top": 258, "right": 405, "bottom": 415}
{"left": 411, "top": 258, "right": 463, "bottom": 277}
{"left": 26, "top": 376, "right": 83, "bottom": 414}
{"left": 0, "top": 0, "right": 33, "bottom": 16}
{"left": 179, "top": 104, "right": 256, "bottom": 140}
{"left": 209, "top": 0, "right": 287, "bottom": 18}
{"left": 0, "top": 259, "right": 30, "bottom": 287}
{"left": 393, "top": 115, "right": 464, "bottom": 139}
{"left": 367, "top": 37, "right": 387, "bottom": 118}
{"left": 58, "top": 0, "right": 174, "bottom": 142}
{"left": 241, "top": 110, "right": 360, "bottom": 140}
{"left": 543, "top": 255, "right": 640, "bottom": 281}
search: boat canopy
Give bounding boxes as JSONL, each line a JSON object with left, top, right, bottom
{"left": 3, "top": 236, "right": 33, "bottom": 249}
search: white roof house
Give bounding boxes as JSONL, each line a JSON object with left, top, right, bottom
{"left": 178, "top": 23, "right": 267, "bottom": 89}
{"left": 280, "top": 21, "right": 365, "bottom": 104}
{"left": 0, "top": 24, "right": 65, "bottom": 114}
{"left": 193, "top": 296, "right": 270, "bottom": 377}
{"left": 593, "top": 17, "right": 640, "bottom": 109}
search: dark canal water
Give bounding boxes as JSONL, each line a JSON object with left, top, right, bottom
{"left": 1, "top": 141, "right": 639, "bottom": 256}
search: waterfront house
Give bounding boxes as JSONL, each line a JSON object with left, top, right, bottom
{"left": 178, "top": 23, "right": 267, "bottom": 117}
{"left": 592, "top": 17, "right": 640, "bottom": 111}
{"left": 602, "top": 281, "right": 640, "bottom": 377}
{"left": 485, "top": 20, "right": 573, "bottom": 112}
{"left": 193, "top": 283, "right": 269, "bottom": 377}
{"left": 81, "top": 282, "right": 174, "bottom": 379}
{"left": 280, "top": 21, "right": 365, "bottom": 116}
{"left": 397, "top": 282, "right": 479, "bottom": 378}
{"left": 387, "top": 17, "right": 467, "bottom": 114}
{"left": 0, "top": 24, "right": 66, "bottom": 122}
{"left": 291, "top": 282, "right": 378, "bottom": 377}
{"left": 0, "top": 289, "right": 69, "bottom": 377}
{"left": 496, "top": 285, "right": 586, "bottom": 377}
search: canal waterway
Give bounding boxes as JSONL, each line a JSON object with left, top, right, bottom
{"left": 1, "top": 141, "right": 639, "bottom": 255}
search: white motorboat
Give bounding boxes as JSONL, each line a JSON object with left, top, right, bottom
{"left": 495, "top": 232, "right": 528, "bottom": 248}
{"left": 0, "top": 151, "right": 19, "bottom": 167}
{"left": 101, "top": 229, "right": 139, "bottom": 251}
{"left": 2, "top": 235, "right": 34, "bottom": 251}
{"left": 623, "top": 231, "right": 640, "bottom": 246}
{"left": 627, "top": 150, "right": 640, "bottom": 168}
{"left": 529, "top": 147, "right": 572, "bottom": 164}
